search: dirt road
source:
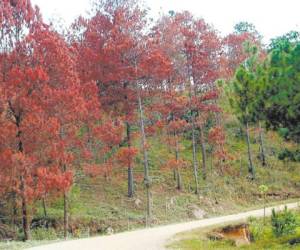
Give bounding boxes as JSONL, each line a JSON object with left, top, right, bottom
{"left": 28, "top": 202, "right": 299, "bottom": 250}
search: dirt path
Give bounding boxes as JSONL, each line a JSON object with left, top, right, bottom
{"left": 28, "top": 202, "right": 299, "bottom": 250}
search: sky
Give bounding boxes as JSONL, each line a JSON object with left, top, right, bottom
{"left": 31, "top": 0, "right": 300, "bottom": 43}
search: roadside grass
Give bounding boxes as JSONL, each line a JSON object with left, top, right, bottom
{"left": 168, "top": 209, "right": 300, "bottom": 250}
{"left": 0, "top": 240, "right": 61, "bottom": 250}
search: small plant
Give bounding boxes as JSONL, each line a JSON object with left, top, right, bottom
{"left": 271, "top": 206, "right": 297, "bottom": 237}
{"left": 259, "top": 184, "right": 268, "bottom": 224}
{"left": 248, "top": 216, "right": 264, "bottom": 241}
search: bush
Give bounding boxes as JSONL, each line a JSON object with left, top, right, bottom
{"left": 271, "top": 207, "right": 297, "bottom": 237}
{"left": 278, "top": 148, "right": 300, "bottom": 162}
{"left": 31, "top": 228, "right": 57, "bottom": 241}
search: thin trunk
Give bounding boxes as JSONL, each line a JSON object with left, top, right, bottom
{"left": 210, "top": 148, "right": 214, "bottom": 174}
{"left": 15, "top": 116, "right": 31, "bottom": 241}
{"left": 127, "top": 167, "right": 134, "bottom": 198}
{"left": 176, "top": 170, "right": 182, "bottom": 190}
{"left": 21, "top": 177, "right": 31, "bottom": 241}
{"left": 175, "top": 134, "right": 182, "bottom": 190}
{"left": 63, "top": 191, "right": 68, "bottom": 239}
{"left": 187, "top": 56, "right": 199, "bottom": 195}
{"left": 168, "top": 133, "right": 176, "bottom": 181}
{"left": 258, "top": 121, "right": 266, "bottom": 166}
{"left": 137, "top": 90, "right": 151, "bottom": 223}
{"left": 63, "top": 165, "right": 68, "bottom": 239}
{"left": 173, "top": 169, "right": 177, "bottom": 181}
{"left": 42, "top": 197, "right": 47, "bottom": 218}
{"left": 191, "top": 117, "right": 199, "bottom": 194}
{"left": 199, "top": 125, "right": 207, "bottom": 180}
{"left": 11, "top": 192, "right": 18, "bottom": 229}
{"left": 246, "top": 122, "right": 255, "bottom": 179}
{"left": 126, "top": 122, "right": 134, "bottom": 198}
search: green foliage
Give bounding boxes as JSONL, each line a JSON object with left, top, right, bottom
{"left": 271, "top": 207, "right": 298, "bottom": 237}
{"left": 263, "top": 41, "right": 300, "bottom": 142}
{"left": 233, "top": 21, "right": 261, "bottom": 40}
{"left": 269, "top": 31, "right": 300, "bottom": 51}
{"left": 31, "top": 228, "right": 57, "bottom": 241}
{"left": 229, "top": 29, "right": 300, "bottom": 143}
{"left": 229, "top": 42, "right": 264, "bottom": 125}
{"left": 234, "top": 21, "right": 255, "bottom": 34}
{"left": 278, "top": 148, "right": 300, "bottom": 162}
{"left": 278, "top": 128, "right": 290, "bottom": 140}
{"left": 248, "top": 216, "right": 265, "bottom": 241}
{"left": 259, "top": 185, "right": 268, "bottom": 194}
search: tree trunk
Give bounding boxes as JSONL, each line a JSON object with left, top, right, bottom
{"left": 42, "top": 197, "right": 47, "bottom": 218}
{"left": 137, "top": 90, "right": 151, "bottom": 224}
{"left": 21, "top": 177, "right": 31, "bottom": 241}
{"left": 258, "top": 121, "right": 266, "bottom": 166}
{"left": 186, "top": 56, "right": 199, "bottom": 194}
{"left": 15, "top": 119, "right": 31, "bottom": 241}
{"left": 63, "top": 164, "right": 68, "bottom": 239}
{"left": 167, "top": 133, "right": 176, "bottom": 181}
{"left": 210, "top": 149, "right": 214, "bottom": 174}
{"left": 126, "top": 122, "right": 134, "bottom": 198}
{"left": 63, "top": 191, "right": 68, "bottom": 239}
{"left": 191, "top": 117, "right": 199, "bottom": 194}
{"left": 175, "top": 134, "right": 182, "bottom": 190}
{"left": 11, "top": 192, "right": 18, "bottom": 229}
{"left": 199, "top": 125, "right": 207, "bottom": 180}
{"left": 173, "top": 169, "right": 177, "bottom": 181}
{"left": 246, "top": 122, "right": 255, "bottom": 179}
{"left": 127, "top": 167, "right": 134, "bottom": 198}
{"left": 176, "top": 170, "right": 182, "bottom": 190}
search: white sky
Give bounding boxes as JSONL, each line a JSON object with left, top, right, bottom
{"left": 31, "top": 0, "right": 300, "bottom": 43}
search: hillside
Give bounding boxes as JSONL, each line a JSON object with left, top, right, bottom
{"left": 13, "top": 111, "right": 300, "bottom": 239}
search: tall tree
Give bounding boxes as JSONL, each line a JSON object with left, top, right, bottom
{"left": 263, "top": 35, "right": 300, "bottom": 143}
{"left": 0, "top": 1, "right": 101, "bottom": 239}
{"left": 71, "top": 0, "right": 148, "bottom": 198}
{"left": 222, "top": 22, "right": 262, "bottom": 79}
{"left": 229, "top": 43, "right": 261, "bottom": 179}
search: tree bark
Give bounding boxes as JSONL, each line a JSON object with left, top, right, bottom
{"left": 127, "top": 167, "right": 134, "bottom": 198}
{"left": 15, "top": 115, "right": 31, "bottom": 241}
{"left": 126, "top": 122, "right": 134, "bottom": 198}
{"left": 63, "top": 165, "right": 68, "bottom": 239}
{"left": 199, "top": 125, "right": 207, "bottom": 180}
{"left": 258, "top": 121, "right": 267, "bottom": 166}
{"left": 187, "top": 57, "right": 199, "bottom": 195}
{"left": 137, "top": 90, "right": 151, "bottom": 223}
{"left": 176, "top": 170, "right": 182, "bottom": 191}
{"left": 173, "top": 169, "right": 177, "bottom": 181}
{"left": 42, "top": 197, "right": 47, "bottom": 218}
{"left": 175, "top": 134, "right": 182, "bottom": 190}
{"left": 11, "top": 191, "right": 18, "bottom": 230}
{"left": 191, "top": 117, "right": 199, "bottom": 194}
{"left": 246, "top": 122, "right": 255, "bottom": 179}
{"left": 21, "top": 177, "right": 31, "bottom": 241}
{"left": 63, "top": 190, "right": 68, "bottom": 239}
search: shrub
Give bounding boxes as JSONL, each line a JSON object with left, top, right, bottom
{"left": 278, "top": 148, "right": 300, "bottom": 162}
{"left": 271, "top": 206, "right": 297, "bottom": 237}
